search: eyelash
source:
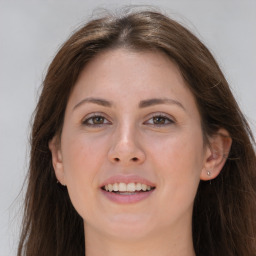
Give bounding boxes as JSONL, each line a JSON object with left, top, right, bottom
{"left": 143, "top": 113, "right": 175, "bottom": 127}
{"left": 82, "top": 113, "right": 111, "bottom": 127}
{"left": 82, "top": 113, "right": 175, "bottom": 127}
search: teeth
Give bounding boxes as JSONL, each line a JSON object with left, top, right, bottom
{"left": 103, "top": 182, "right": 154, "bottom": 192}
{"left": 127, "top": 183, "right": 136, "bottom": 192}
{"left": 141, "top": 184, "right": 147, "bottom": 191}
{"left": 113, "top": 183, "right": 118, "bottom": 191}
{"left": 105, "top": 184, "right": 113, "bottom": 192}
{"left": 136, "top": 183, "right": 142, "bottom": 191}
{"left": 119, "top": 183, "right": 127, "bottom": 192}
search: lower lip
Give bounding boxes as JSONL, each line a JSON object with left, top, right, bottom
{"left": 101, "top": 189, "right": 155, "bottom": 204}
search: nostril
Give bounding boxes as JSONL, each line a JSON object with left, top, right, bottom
{"left": 111, "top": 156, "right": 141, "bottom": 163}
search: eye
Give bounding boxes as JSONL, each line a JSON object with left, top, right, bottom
{"left": 82, "top": 114, "right": 111, "bottom": 126}
{"left": 144, "top": 114, "right": 174, "bottom": 126}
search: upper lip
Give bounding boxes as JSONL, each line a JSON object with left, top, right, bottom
{"left": 100, "top": 174, "right": 156, "bottom": 188}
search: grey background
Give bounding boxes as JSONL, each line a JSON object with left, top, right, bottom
{"left": 0, "top": 0, "right": 255, "bottom": 255}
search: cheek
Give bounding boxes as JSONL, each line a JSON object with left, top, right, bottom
{"left": 148, "top": 128, "right": 204, "bottom": 200}
{"left": 62, "top": 131, "right": 107, "bottom": 177}
{"left": 149, "top": 129, "right": 204, "bottom": 171}
{"left": 60, "top": 132, "right": 108, "bottom": 216}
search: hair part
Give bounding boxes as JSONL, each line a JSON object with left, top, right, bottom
{"left": 18, "top": 9, "right": 256, "bottom": 256}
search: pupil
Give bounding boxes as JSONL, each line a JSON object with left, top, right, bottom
{"left": 93, "top": 117, "right": 103, "bottom": 124}
{"left": 153, "top": 116, "right": 165, "bottom": 124}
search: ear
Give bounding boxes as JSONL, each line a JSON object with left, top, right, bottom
{"left": 48, "top": 135, "right": 66, "bottom": 185}
{"left": 200, "top": 128, "right": 232, "bottom": 181}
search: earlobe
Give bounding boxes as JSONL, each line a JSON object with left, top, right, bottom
{"left": 200, "top": 128, "right": 232, "bottom": 181}
{"left": 48, "top": 136, "right": 66, "bottom": 185}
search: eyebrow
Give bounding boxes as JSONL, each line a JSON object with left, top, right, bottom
{"left": 73, "top": 97, "right": 112, "bottom": 110}
{"left": 73, "top": 97, "right": 185, "bottom": 111}
{"left": 139, "top": 98, "right": 186, "bottom": 111}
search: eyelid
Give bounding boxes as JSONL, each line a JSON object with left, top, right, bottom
{"left": 81, "top": 112, "right": 112, "bottom": 126}
{"left": 81, "top": 111, "right": 175, "bottom": 127}
{"left": 143, "top": 112, "right": 176, "bottom": 125}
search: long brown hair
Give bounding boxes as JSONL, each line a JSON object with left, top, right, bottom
{"left": 18, "top": 9, "right": 256, "bottom": 256}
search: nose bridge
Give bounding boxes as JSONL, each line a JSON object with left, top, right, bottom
{"left": 108, "top": 119, "right": 145, "bottom": 164}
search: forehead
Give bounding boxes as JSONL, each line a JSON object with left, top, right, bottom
{"left": 66, "top": 48, "right": 198, "bottom": 114}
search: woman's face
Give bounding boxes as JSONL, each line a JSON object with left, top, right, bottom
{"left": 51, "top": 49, "right": 212, "bottom": 240}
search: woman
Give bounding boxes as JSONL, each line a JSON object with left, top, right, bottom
{"left": 18, "top": 9, "right": 256, "bottom": 256}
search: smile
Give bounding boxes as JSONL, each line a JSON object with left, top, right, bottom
{"left": 100, "top": 179, "right": 156, "bottom": 204}
{"left": 100, "top": 175, "right": 156, "bottom": 203}
{"left": 103, "top": 182, "right": 155, "bottom": 193}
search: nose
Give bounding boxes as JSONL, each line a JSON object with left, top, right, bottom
{"left": 108, "top": 125, "right": 146, "bottom": 166}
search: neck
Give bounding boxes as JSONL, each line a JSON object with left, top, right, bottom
{"left": 84, "top": 221, "right": 196, "bottom": 256}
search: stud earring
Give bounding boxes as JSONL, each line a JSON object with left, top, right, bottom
{"left": 207, "top": 171, "right": 211, "bottom": 176}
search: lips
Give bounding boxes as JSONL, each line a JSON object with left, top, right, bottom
{"left": 100, "top": 175, "right": 156, "bottom": 204}
{"left": 100, "top": 174, "right": 156, "bottom": 188}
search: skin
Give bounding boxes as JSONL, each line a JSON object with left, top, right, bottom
{"left": 49, "top": 49, "right": 231, "bottom": 256}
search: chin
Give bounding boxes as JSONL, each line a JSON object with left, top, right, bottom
{"left": 97, "top": 212, "right": 155, "bottom": 240}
